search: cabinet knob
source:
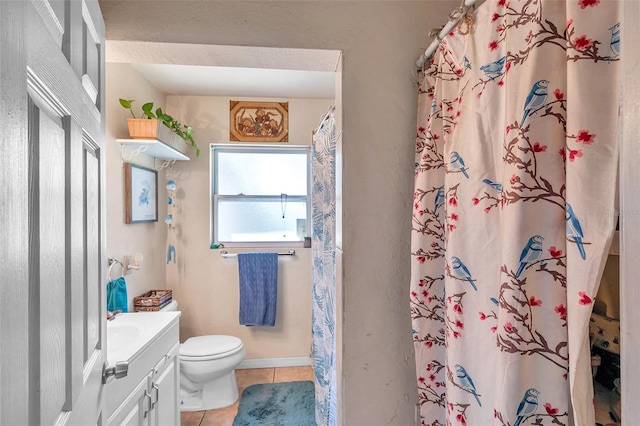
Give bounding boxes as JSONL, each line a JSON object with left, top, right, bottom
{"left": 102, "top": 361, "right": 129, "bottom": 384}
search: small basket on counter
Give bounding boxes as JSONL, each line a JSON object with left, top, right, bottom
{"left": 133, "top": 289, "right": 173, "bottom": 312}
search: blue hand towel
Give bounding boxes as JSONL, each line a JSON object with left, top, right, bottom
{"left": 238, "top": 252, "right": 278, "bottom": 326}
{"left": 107, "top": 276, "right": 128, "bottom": 313}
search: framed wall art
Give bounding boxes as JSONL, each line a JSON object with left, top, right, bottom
{"left": 124, "top": 163, "right": 158, "bottom": 223}
{"left": 230, "top": 101, "right": 289, "bottom": 142}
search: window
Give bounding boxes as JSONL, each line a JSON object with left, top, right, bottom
{"left": 211, "top": 145, "right": 311, "bottom": 246}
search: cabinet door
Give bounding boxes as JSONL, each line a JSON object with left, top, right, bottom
{"left": 108, "top": 374, "right": 152, "bottom": 426}
{"left": 150, "top": 344, "right": 180, "bottom": 426}
{"left": 119, "top": 400, "right": 144, "bottom": 426}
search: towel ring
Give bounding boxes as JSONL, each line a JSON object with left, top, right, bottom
{"left": 107, "top": 258, "right": 124, "bottom": 281}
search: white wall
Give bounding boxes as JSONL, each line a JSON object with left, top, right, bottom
{"left": 100, "top": 1, "right": 457, "bottom": 423}
{"left": 163, "top": 95, "right": 332, "bottom": 359}
{"left": 105, "top": 63, "right": 169, "bottom": 311}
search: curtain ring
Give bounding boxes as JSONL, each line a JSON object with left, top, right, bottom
{"left": 457, "top": 12, "right": 475, "bottom": 35}
{"left": 449, "top": 4, "right": 466, "bottom": 21}
{"left": 429, "top": 26, "right": 444, "bottom": 41}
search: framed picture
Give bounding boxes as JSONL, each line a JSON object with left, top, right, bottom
{"left": 230, "top": 101, "right": 289, "bottom": 142}
{"left": 124, "top": 163, "right": 158, "bottom": 223}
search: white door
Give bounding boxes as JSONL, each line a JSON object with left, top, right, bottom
{"left": 0, "top": 0, "right": 106, "bottom": 424}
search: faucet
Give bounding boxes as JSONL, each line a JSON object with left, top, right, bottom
{"left": 107, "top": 310, "right": 122, "bottom": 321}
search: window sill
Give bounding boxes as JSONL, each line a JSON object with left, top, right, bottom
{"left": 211, "top": 240, "right": 308, "bottom": 250}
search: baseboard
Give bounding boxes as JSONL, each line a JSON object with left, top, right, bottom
{"left": 238, "top": 356, "right": 312, "bottom": 369}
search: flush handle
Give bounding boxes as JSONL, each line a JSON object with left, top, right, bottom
{"left": 102, "top": 361, "right": 129, "bottom": 384}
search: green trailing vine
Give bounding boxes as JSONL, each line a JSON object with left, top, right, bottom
{"left": 119, "top": 98, "right": 200, "bottom": 157}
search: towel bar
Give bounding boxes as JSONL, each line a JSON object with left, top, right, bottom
{"left": 220, "top": 250, "right": 295, "bottom": 258}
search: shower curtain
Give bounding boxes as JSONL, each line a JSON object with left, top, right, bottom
{"left": 411, "top": 1, "right": 619, "bottom": 425}
{"left": 312, "top": 108, "right": 338, "bottom": 426}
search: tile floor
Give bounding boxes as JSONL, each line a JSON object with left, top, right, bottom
{"left": 180, "top": 366, "right": 314, "bottom": 426}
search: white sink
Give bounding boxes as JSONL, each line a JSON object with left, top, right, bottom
{"left": 106, "top": 311, "right": 181, "bottom": 365}
{"left": 107, "top": 322, "right": 144, "bottom": 353}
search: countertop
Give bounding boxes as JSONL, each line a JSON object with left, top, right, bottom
{"left": 106, "top": 311, "right": 181, "bottom": 365}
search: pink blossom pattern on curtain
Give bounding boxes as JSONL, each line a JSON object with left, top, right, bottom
{"left": 411, "top": 1, "right": 619, "bottom": 425}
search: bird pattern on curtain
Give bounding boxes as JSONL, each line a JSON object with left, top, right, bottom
{"left": 411, "top": 0, "right": 619, "bottom": 425}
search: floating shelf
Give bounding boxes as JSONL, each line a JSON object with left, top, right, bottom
{"left": 117, "top": 138, "right": 190, "bottom": 161}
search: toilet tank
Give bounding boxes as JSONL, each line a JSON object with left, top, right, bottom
{"left": 161, "top": 299, "right": 179, "bottom": 312}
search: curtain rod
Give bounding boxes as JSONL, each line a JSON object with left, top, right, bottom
{"left": 415, "top": 0, "right": 479, "bottom": 69}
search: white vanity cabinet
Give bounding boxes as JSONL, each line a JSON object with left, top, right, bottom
{"left": 106, "top": 313, "right": 181, "bottom": 426}
{"left": 148, "top": 343, "right": 180, "bottom": 426}
{"left": 108, "top": 373, "right": 148, "bottom": 426}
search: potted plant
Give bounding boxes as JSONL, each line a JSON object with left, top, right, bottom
{"left": 119, "top": 99, "right": 200, "bottom": 157}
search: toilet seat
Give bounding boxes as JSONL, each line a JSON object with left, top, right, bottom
{"left": 181, "top": 335, "right": 244, "bottom": 361}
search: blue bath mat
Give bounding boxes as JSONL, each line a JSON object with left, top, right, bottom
{"left": 232, "top": 381, "right": 316, "bottom": 426}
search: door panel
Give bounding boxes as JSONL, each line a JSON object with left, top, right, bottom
{"left": 82, "top": 2, "right": 102, "bottom": 106}
{"left": 67, "top": 118, "right": 84, "bottom": 409}
{"left": 32, "top": 0, "right": 65, "bottom": 49}
{"left": 28, "top": 95, "right": 69, "bottom": 425}
{"left": 26, "top": 1, "right": 101, "bottom": 138}
{"left": 85, "top": 140, "right": 102, "bottom": 362}
{"left": 0, "top": 0, "right": 106, "bottom": 424}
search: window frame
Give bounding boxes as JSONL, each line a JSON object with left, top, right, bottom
{"left": 210, "top": 144, "right": 312, "bottom": 248}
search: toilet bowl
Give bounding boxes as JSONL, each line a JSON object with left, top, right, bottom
{"left": 161, "top": 300, "right": 246, "bottom": 411}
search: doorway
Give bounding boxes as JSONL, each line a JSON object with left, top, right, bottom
{"left": 105, "top": 40, "right": 343, "bottom": 423}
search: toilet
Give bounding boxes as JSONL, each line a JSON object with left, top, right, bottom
{"left": 161, "top": 300, "right": 246, "bottom": 411}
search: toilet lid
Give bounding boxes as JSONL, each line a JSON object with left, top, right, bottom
{"left": 181, "top": 335, "right": 243, "bottom": 358}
